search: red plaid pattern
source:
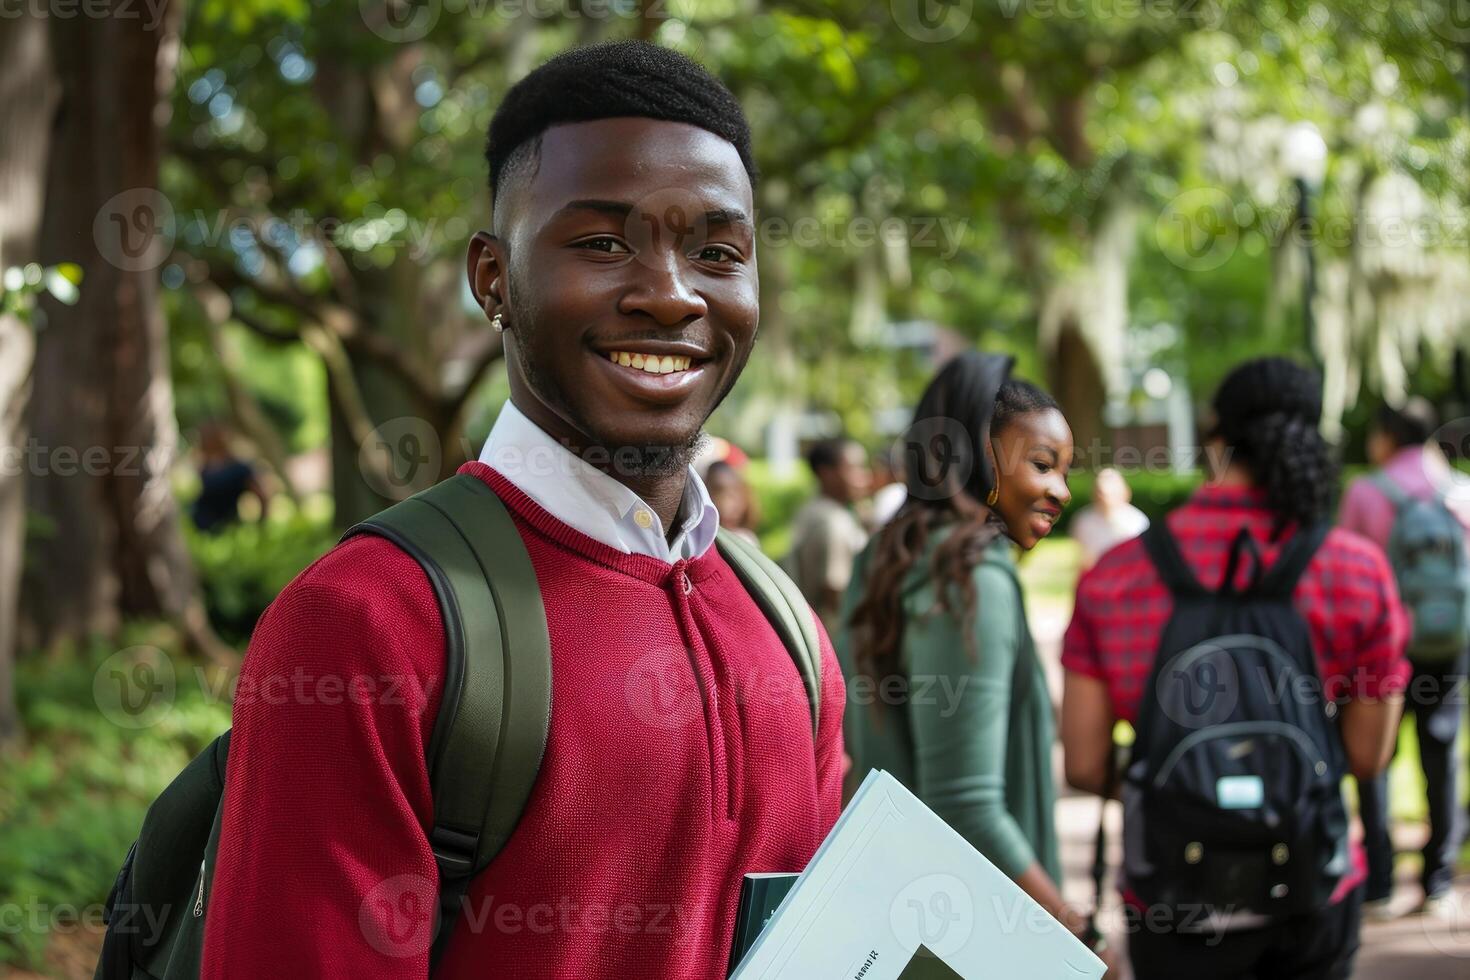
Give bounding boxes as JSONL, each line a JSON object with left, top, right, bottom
{"left": 1062, "top": 484, "right": 1411, "bottom": 724}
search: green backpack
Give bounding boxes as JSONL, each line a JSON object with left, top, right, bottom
{"left": 94, "top": 473, "right": 822, "bottom": 979}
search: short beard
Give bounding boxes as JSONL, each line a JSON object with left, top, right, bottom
{"left": 603, "top": 432, "right": 709, "bottom": 480}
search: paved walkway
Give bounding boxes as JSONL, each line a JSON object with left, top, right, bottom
{"left": 1030, "top": 597, "right": 1470, "bottom": 978}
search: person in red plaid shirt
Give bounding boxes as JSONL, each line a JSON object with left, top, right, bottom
{"left": 1060, "top": 358, "right": 1410, "bottom": 980}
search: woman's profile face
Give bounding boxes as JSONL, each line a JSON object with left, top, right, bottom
{"left": 989, "top": 408, "right": 1074, "bottom": 550}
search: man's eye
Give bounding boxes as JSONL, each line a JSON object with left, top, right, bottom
{"left": 574, "top": 237, "right": 630, "bottom": 254}
{"left": 695, "top": 245, "right": 738, "bottom": 263}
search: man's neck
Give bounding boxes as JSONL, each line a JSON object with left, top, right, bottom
{"left": 506, "top": 392, "right": 690, "bottom": 535}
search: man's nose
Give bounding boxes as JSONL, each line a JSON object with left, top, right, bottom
{"left": 621, "top": 252, "right": 708, "bottom": 327}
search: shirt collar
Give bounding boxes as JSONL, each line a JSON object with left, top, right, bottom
{"left": 478, "top": 400, "right": 720, "bottom": 563}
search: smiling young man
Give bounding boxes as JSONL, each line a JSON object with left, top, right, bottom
{"left": 202, "top": 42, "right": 846, "bottom": 978}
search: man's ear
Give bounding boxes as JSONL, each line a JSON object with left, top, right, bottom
{"left": 466, "top": 230, "right": 507, "bottom": 322}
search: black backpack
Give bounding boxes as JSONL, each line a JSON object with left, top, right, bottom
{"left": 1121, "top": 521, "right": 1350, "bottom": 922}
{"left": 94, "top": 474, "right": 823, "bottom": 979}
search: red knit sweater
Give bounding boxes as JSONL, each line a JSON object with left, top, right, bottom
{"left": 202, "top": 463, "right": 845, "bottom": 979}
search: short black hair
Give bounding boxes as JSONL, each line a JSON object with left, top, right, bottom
{"left": 807, "top": 438, "right": 859, "bottom": 475}
{"left": 484, "top": 40, "right": 757, "bottom": 200}
{"left": 1375, "top": 397, "right": 1438, "bottom": 449}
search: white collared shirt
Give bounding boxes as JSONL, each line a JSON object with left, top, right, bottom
{"left": 478, "top": 400, "right": 720, "bottom": 563}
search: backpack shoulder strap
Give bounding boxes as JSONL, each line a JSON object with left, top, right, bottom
{"left": 715, "top": 527, "right": 823, "bottom": 736}
{"left": 1140, "top": 520, "right": 1208, "bottom": 597}
{"left": 1371, "top": 471, "right": 1411, "bottom": 510}
{"left": 343, "top": 473, "right": 552, "bottom": 962}
{"left": 1257, "top": 522, "right": 1329, "bottom": 598}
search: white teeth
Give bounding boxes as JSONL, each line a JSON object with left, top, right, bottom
{"left": 606, "top": 351, "right": 696, "bottom": 375}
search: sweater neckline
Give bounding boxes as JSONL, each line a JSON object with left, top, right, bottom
{"left": 458, "top": 461, "right": 720, "bottom": 587}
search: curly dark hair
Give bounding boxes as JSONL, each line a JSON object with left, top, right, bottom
{"left": 1211, "top": 357, "right": 1339, "bottom": 537}
{"left": 847, "top": 354, "right": 1060, "bottom": 681}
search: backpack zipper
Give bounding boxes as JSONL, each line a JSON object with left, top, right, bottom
{"left": 193, "top": 858, "right": 206, "bottom": 917}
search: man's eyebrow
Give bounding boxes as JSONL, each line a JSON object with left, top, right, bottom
{"left": 554, "top": 199, "right": 633, "bottom": 220}
{"left": 704, "top": 207, "right": 752, "bottom": 229}
{"left": 553, "top": 200, "right": 752, "bottom": 229}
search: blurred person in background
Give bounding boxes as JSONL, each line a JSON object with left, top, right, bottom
{"left": 786, "top": 437, "right": 871, "bottom": 633}
{"left": 836, "top": 353, "right": 1112, "bottom": 970}
{"left": 1070, "top": 466, "right": 1149, "bottom": 571}
{"left": 190, "top": 419, "right": 270, "bottom": 533}
{"left": 868, "top": 440, "right": 908, "bottom": 530}
{"left": 1339, "top": 398, "right": 1469, "bottom": 920}
{"left": 1061, "top": 357, "right": 1408, "bottom": 980}
{"left": 705, "top": 458, "right": 760, "bottom": 547}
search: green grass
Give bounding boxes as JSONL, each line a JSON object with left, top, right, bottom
{"left": 0, "top": 628, "right": 233, "bottom": 970}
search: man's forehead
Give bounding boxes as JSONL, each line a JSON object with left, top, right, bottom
{"left": 521, "top": 117, "right": 753, "bottom": 218}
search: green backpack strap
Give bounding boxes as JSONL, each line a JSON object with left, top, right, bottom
{"left": 342, "top": 473, "right": 552, "bottom": 963}
{"left": 715, "top": 527, "right": 823, "bottom": 736}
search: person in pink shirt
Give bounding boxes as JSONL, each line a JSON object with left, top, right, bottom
{"left": 1339, "top": 398, "right": 1469, "bottom": 920}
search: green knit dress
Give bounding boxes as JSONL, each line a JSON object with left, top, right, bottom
{"left": 835, "top": 531, "right": 1062, "bottom": 883}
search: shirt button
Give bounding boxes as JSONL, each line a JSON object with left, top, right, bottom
{"left": 634, "top": 509, "right": 654, "bottom": 529}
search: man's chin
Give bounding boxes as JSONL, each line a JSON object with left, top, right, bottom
{"left": 579, "top": 422, "right": 706, "bottom": 480}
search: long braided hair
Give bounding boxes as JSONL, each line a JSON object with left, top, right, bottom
{"left": 848, "top": 353, "right": 1059, "bottom": 680}
{"left": 1210, "top": 357, "right": 1338, "bottom": 538}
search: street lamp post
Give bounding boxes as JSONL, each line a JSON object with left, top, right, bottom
{"left": 1282, "top": 122, "right": 1328, "bottom": 366}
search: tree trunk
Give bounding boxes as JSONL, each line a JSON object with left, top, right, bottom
{"left": 0, "top": 12, "right": 60, "bottom": 746}
{"left": 26, "top": 0, "right": 223, "bottom": 659}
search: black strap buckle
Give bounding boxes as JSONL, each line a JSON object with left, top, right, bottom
{"left": 429, "top": 824, "right": 479, "bottom": 879}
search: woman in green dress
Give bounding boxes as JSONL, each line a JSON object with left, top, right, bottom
{"left": 837, "top": 351, "right": 1109, "bottom": 967}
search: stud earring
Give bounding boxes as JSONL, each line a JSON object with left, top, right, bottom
{"left": 491, "top": 312, "right": 504, "bottom": 332}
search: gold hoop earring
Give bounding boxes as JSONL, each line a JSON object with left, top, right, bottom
{"left": 986, "top": 485, "right": 999, "bottom": 507}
